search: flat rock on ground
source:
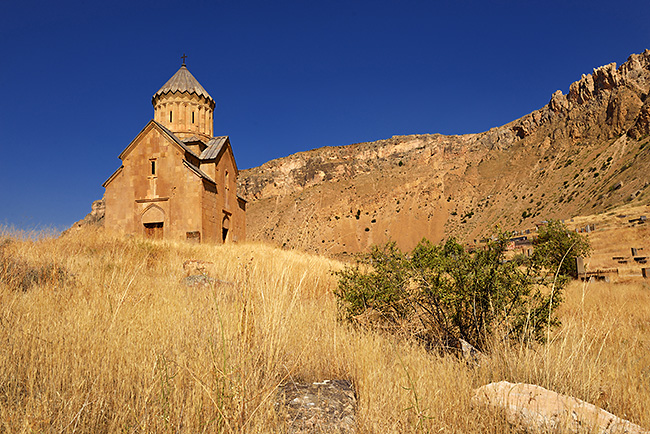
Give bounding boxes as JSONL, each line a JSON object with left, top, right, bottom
{"left": 277, "top": 379, "right": 356, "bottom": 433}
{"left": 473, "top": 381, "right": 649, "bottom": 434}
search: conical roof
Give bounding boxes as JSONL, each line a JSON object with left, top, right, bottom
{"left": 153, "top": 65, "right": 214, "bottom": 102}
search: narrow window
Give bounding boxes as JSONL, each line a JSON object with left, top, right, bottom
{"left": 224, "top": 171, "right": 230, "bottom": 207}
{"left": 169, "top": 111, "right": 173, "bottom": 122}
{"left": 151, "top": 160, "right": 156, "bottom": 175}
{"left": 192, "top": 112, "right": 195, "bottom": 123}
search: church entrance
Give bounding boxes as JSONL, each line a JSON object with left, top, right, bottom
{"left": 144, "top": 222, "right": 163, "bottom": 239}
{"left": 142, "top": 205, "right": 165, "bottom": 240}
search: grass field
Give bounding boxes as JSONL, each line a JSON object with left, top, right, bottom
{"left": 1, "top": 226, "right": 649, "bottom": 433}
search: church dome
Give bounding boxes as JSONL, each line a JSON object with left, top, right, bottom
{"left": 152, "top": 62, "right": 216, "bottom": 140}
{"left": 152, "top": 64, "right": 214, "bottom": 104}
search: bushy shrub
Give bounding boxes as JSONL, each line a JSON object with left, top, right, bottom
{"left": 531, "top": 220, "right": 591, "bottom": 279}
{"left": 334, "top": 222, "right": 589, "bottom": 352}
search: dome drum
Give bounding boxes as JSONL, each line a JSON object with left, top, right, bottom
{"left": 151, "top": 64, "right": 216, "bottom": 140}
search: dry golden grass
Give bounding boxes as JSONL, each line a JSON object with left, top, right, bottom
{"left": 1, "top": 227, "right": 649, "bottom": 433}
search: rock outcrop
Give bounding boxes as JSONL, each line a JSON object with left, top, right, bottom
{"left": 473, "top": 381, "right": 649, "bottom": 434}
{"left": 239, "top": 50, "right": 650, "bottom": 255}
{"left": 67, "top": 198, "right": 105, "bottom": 232}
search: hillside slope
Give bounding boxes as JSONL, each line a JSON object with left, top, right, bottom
{"left": 239, "top": 50, "right": 650, "bottom": 255}
{"left": 3, "top": 228, "right": 650, "bottom": 432}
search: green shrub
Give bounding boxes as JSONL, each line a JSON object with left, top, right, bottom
{"left": 334, "top": 222, "right": 589, "bottom": 352}
{"left": 532, "top": 220, "right": 591, "bottom": 278}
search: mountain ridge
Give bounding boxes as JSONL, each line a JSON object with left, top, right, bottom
{"left": 238, "top": 50, "right": 650, "bottom": 255}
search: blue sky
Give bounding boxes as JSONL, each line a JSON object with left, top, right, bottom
{"left": 1, "top": 0, "right": 649, "bottom": 231}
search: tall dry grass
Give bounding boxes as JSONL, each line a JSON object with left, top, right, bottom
{"left": 1, "top": 227, "right": 649, "bottom": 433}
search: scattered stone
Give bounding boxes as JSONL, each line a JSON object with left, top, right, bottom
{"left": 458, "top": 338, "right": 483, "bottom": 365}
{"left": 182, "top": 274, "right": 216, "bottom": 287}
{"left": 181, "top": 259, "right": 236, "bottom": 288}
{"left": 277, "top": 379, "right": 356, "bottom": 433}
{"left": 183, "top": 259, "right": 215, "bottom": 276}
{"left": 473, "top": 381, "right": 649, "bottom": 434}
{"left": 181, "top": 274, "right": 234, "bottom": 288}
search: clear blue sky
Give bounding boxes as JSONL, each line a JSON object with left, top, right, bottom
{"left": 1, "top": 0, "right": 648, "bottom": 231}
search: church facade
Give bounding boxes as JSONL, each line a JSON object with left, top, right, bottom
{"left": 103, "top": 61, "right": 246, "bottom": 243}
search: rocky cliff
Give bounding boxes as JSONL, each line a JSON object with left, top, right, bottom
{"left": 66, "top": 199, "right": 105, "bottom": 234}
{"left": 239, "top": 50, "right": 650, "bottom": 255}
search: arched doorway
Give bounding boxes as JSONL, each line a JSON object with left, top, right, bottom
{"left": 222, "top": 215, "right": 230, "bottom": 243}
{"left": 142, "top": 205, "right": 165, "bottom": 239}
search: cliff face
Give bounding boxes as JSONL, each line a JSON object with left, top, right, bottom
{"left": 239, "top": 50, "right": 650, "bottom": 255}
{"left": 66, "top": 199, "right": 106, "bottom": 234}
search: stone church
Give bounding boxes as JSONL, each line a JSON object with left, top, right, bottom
{"left": 103, "top": 60, "right": 246, "bottom": 243}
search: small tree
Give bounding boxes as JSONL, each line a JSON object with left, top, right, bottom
{"left": 334, "top": 223, "right": 589, "bottom": 352}
{"left": 532, "top": 220, "right": 591, "bottom": 278}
